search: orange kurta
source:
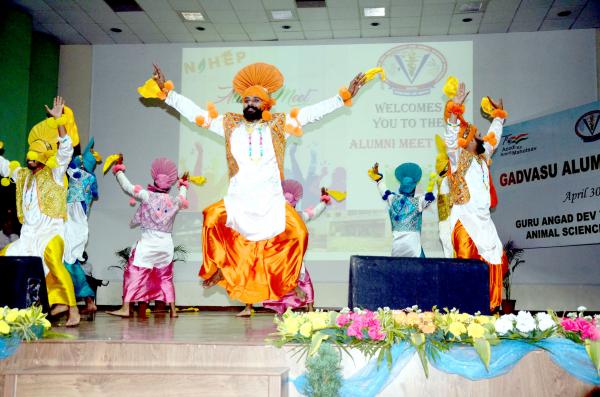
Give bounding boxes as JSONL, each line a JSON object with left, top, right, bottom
{"left": 201, "top": 200, "right": 308, "bottom": 304}
{"left": 452, "top": 220, "right": 507, "bottom": 310}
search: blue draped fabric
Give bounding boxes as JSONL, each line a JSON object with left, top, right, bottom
{"left": 291, "top": 339, "right": 600, "bottom": 396}
{"left": 431, "top": 340, "right": 537, "bottom": 380}
{"left": 0, "top": 335, "right": 21, "bottom": 360}
{"left": 537, "top": 338, "right": 600, "bottom": 386}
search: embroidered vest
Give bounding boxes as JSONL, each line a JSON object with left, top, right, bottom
{"left": 448, "top": 150, "right": 487, "bottom": 206}
{"left": 389, "top": 194, "right": 422, "bottom": 233}
{"left": 222, "top": 112, "right": 287, "bottom": 180}
{"left": 130, "top": 191, "right": 180, "bottom": 233}
{"left": 67, "top": 168, "right": 96, "bottom": 214}
{"left": 16, "top": 167, "right": 67, "bottom": 223}
{"left": 436, "top": 177, "right": 452, "bottom": 222}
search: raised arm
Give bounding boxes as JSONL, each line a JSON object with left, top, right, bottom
{"left": 286, "top": 73, "right": 366, "bottom": 134}
{"left": 299, "top": 187, "right": 331, "bottom": 222}
{"left": 368, "top": 163, "right": 394, "bottom": 207}
{"left": 45, "top": 97, "right": 74, "bottom": 184}
{"left": 444, "top": 82, "right": 469, "bottom": 169}
{"left": 152, "top": 64, "right": 224, "bottom": 137}
{"left": 111, "top": 157, "right": 149, "bottom": 202}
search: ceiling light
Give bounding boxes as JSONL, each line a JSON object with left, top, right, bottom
{"left": 181, "top": 12, "right": 204, "bottom": 21}
{"left": 364, "top": 7, "right": 385, "bottom": 17}
{"left": 462, "top": 17, "right": 473, "bottom": 22}
{"left": 110, "top": 27, "right": 122, "bottom": 33}
{"left": 281, "top": 25, "right": 291, "bottom": 30}
{"left": 370, "top": 22, "right": 380, "bottom": 27}
{"left": 195, "top": 26, "right": 206, "bottom": 31}
{"left": 557, "top": 10, "right": 572, "bottom": 17}
{"left": 271, "top": 10, "right": 294, "bottom": 20}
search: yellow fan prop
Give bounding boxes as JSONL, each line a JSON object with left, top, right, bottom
{"left": 363, "top": 67, "right": 386, "bottom": 82}
{"left": 443, "top": 76, "right": 459, "bottom": 99}
{"left": 328, "top": 189, "right": 347, "bottom": 202}
{"left": 189, "top": 175, "right": 206, "bottom": 186}
{"left": 103, "top": 154, "right": 122, "bottom": 174}
{"left": 137, "top": 78, "right": 163, "bottom": 99}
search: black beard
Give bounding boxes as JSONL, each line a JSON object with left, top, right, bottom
{"left": 475, "top": 138, "right": 485, "bottom": 155}
{"left": 243, "top": 106, "right": 262, "bottom": 121}
{"left": 27, "top": 162, "right": 38, "bottom": 171}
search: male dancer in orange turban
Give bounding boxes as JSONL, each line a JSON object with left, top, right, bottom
{"left": 149, "top": 63, "right": 366, "bottom": 316}
{"left": 444, "top": 80, "right": 508, "bottom": 311}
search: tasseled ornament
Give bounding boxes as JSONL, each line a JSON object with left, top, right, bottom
{"left": 129, "top": 198, "right": 137, "bottom": 206}
{"left": 339, "top": 87, "right": 352, "bottom": 107}
{"left": 262, "top": 109, "right": 273, "bottom": 122}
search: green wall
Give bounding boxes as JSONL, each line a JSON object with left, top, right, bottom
{"left": 0, "top": 8, "right": 59, "bottom": 163}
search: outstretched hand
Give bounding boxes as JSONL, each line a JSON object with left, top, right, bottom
{"left": 152, "top": 63, "right": 166, "bottom": 91}
{"left": 368, "top": 162, "right": 383, "bottom": 182}
{"left": 45, "top": 96, "right": 65, "bottom": 119}
{"left": 454, "top": 82, "right": 469, "bottom": 105}
{"left": 348, "top": 72, "right": 366, "bottom": 98}
{"left": 486, "top": 96, "right": 504, "bottom": 110}
{"left": 181, "top": 171, "right": 189, "bottom": 181}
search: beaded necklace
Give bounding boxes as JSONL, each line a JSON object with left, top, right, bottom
{"left": 243, "top": 120, "right": 265, "bottom": 163}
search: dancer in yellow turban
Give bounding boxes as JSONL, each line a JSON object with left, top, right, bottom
{"left": 0, "top": 96, "right": 80, "bottom": 326}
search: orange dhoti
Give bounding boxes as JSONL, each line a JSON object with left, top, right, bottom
{"left": 201, "top": 200, "right": 308, "bottom": 304}
{"left": 452, "top": 220, "right": 507, "bottom": 310}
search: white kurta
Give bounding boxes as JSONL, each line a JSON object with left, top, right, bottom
{"left": 0, "top": 135, "right": 73, "bottom": 275}
{"left": 437, "top": 176, "right": 454, "bottom": 258}
{"left": 165, "top": 90, "right": 344, "bottom": 241}
{"left": 444, "top": 118, "right": 504, "bottom": 264}
{"left": 115, "top": 171, "right": 187, "bottom": 269}
{"left": 377, "top": 180, "right": 431, "bottom": 258}
{"left": 63, "top": 201, "right": 88, "bottom": 264}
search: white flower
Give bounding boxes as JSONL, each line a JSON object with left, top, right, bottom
{"left": 340, "top": 307, "right": 351, "bottom": 314}
{"left": 494, "top": 316, "right": 515, "bottom": 335}
{"left": 515, "top": 311, "right": 536, "bottom": 333}
{"left": 577, "top": 306, "right": 587, "bottom": 312}
{"left": 535, "top": 312, "right": 555, "bottom": 331}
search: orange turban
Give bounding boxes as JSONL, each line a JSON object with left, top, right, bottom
{"left": 232, "top": 63, "right": 284, "bottom": 110}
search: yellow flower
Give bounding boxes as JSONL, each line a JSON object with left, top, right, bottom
{"left": 419, "top": 322, "right": 436, "bottom": 334}
{"left": 467, "top": 323, "right": 485, "bottom": 339}
{"left": 5, "top": 309, "right": 18, "bottom": 323}
{"left": 448, "top": 321, "right": 467, "bottom": 337}
{"left": 421, "top": 312, "right": 435, "bottom": 322}
{"left": 392, "top": 311, "right": 406, "bottom": 325}
{"left": 406, "top": 312, "right": 419, "bottom": 326}
{"left": 280, "top": 317, "right": 301, "bottom": 336}
{"left": 459, "top": 313, "right": 472, "bottom": 323}
{"left": 307, "top": 312, "right": 329, "bottom": 331}
{"left": 42, "top": 318, "right": 51, "bottom": 330}
{"left": 0, "top": 320, "right": 9, "bottom": 334}
{"left": 475, "top": 316, "right": 492, "bottom": 325}
{"left": 299, "top": 321, "right": 313, "bottom": 338}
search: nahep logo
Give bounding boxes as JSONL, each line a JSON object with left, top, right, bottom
{"left": 506, "top": 133, "right": 528, "bottom": 144}
{"left": 377, "top": 44, "right": 447, "bottom": 96}
{"left": 500, "top": 133, "right": 536, "bottom": 157}
{"left": 575, "top": 110, "right": 600, "bottom": 143}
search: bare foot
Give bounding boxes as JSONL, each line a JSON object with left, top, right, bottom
{"left": 169, "top": 303, "right": 178, "bottom": 318}
{"left": 50, "top": 304, "right": 69, "bottom": 317}
{"left": 80, "top": 297, "right": 97, "bottom": 314}
{"left": 107, "top": 304, "right": 130, "bottom": 318}
{"left": 307, "top": 303, "right": 315, "bottom": 312}
{"left": 202, "top": 269, "right": 224, "bottom": 288}
{"left": 65, "top": 306, "right": 80, "bottom": 327}
{"left": 236, "top": 305, "right": 254, "bottom": 317}
{"left": 294, "top": 286, "right": 307, "bottom": 300}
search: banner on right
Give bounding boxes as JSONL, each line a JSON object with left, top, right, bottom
{"left": 491, "top": 101, "right": 600, "bottom": 248}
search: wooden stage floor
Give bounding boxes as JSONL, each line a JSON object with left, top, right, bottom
{"left": 54, "top": 312, "right": 279, "bottom": 345}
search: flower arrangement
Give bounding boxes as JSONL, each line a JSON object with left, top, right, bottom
{"left": 0, "top": 305, "right": 51, "bottom": 341}
{"left": 555, "top": 306, "right": 600, "bottom": 375}
{"left": 0, "top": 305, "right": 52, "bottom": 360}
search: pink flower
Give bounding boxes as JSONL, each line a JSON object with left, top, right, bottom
{"left": 336, "top": 313, "right": 350, "bottom": 327}
{"left": 561, "top": 318, "right": 578, "bottom": 332}
{"left": 582, "top": 325, "right": 600, "bottom": 341}
{"left": 368, "top": 326, "right": 385, "bottom": 341}
{"left": 347, "top": 323, "right": 364, "bottom": 339}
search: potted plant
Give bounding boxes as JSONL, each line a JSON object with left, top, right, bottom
{"left": 502, "top": 240, "right": 525, "bottom": 314}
